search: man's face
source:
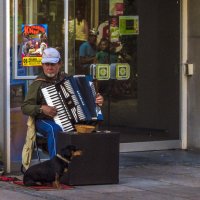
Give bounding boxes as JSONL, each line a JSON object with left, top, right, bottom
{"left": 100, "top": 41, "right": 108, "bottom": 51}
{"left": 88, "top": 35, "right": 97, "bottom": 45}
{"left": 76, "top": 10, "right": 83, "bottom": 21}
{"left": 42, "top": 62, "right": 61, "bottom": 78}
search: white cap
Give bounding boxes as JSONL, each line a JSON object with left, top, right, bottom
{"left": 89, "top": 28, "right": 99, "bottom": 36}
{"left": 41, "top": 48, "right": 61, "bottom": 63}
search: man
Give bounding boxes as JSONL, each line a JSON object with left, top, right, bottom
{"left": 78, "top": 28, "right": 98, "bottom": 74}
{"left": 21, "top": 47, "right": 104, "bottom": 158}
{"left": 75, "top": 9, "right": 89, "bottom": 48}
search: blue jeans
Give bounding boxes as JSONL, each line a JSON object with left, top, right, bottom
{"left": 35, "top": 119, "right": 63, "bottom": 158}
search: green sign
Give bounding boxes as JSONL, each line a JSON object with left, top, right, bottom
{"left": 116, "top": 63, "right": 130, "bottom": 80}
{"left": 96, "top": 64, "right": 110, "bottom": 80}
{"left": 110, "top": 63, "right": 130, "bottom": 80}
{"left": 119, "top": 16, "right": 139, "bottom": 35}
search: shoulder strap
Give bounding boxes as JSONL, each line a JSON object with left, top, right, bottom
{"left": 33, "top": 78, "right": 47, "bottom": 82}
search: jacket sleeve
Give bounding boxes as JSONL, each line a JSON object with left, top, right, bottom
{"left": 21, "top": 81, "right": 42, "bottom": 116}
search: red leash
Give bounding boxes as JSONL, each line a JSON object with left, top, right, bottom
{"left": 0, "top": 176, "right": 18, "bottom": 182}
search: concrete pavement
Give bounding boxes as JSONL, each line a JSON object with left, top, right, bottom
{"left": 0, "top": 149, "right": 200, "bottom": 199}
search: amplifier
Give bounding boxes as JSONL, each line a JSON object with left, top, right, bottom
{"left": 57, "top": 131, "right": 119, "bottom": 185}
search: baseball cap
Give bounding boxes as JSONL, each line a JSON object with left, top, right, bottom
{"left": 89, "top": 28, "right": 99, "bottom": 36}
{"left": 41, "top": 47, "right": 61, "bottom": 63}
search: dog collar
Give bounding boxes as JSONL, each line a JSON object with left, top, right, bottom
{"left": 56, "top": 154, "right": 70, "bottom": 164}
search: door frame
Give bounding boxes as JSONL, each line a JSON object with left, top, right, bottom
{"left": 5, "top": 0, "right": 11, "bottom": 173}
{"left": 120, "top": 0, "right": 188, "bottom": 152}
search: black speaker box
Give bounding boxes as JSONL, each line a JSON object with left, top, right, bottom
{"left": 57, "top": 132, "right": 119, "bottom": 185}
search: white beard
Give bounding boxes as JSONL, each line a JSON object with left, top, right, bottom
{"left": 46, "top": 73, "right": 56, "bottom": 78}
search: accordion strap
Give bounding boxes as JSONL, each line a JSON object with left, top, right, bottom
{"left": 34, "top": 78, "right": 47, "bottom": 82}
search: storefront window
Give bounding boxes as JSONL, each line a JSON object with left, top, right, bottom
{"left": 10, "top": 0, "right": 180, "bottom": 152}
{"left": 68, "top": 0, "right": 180, "bottom": 143}
{"left": 12, "top": 0, "right": 65, "bottom": 80}
{"left": 11, "top": 0, "right": 66, "bottom": 106}
{"left": 10, "top": 0, "right": 66, "bottom": 163}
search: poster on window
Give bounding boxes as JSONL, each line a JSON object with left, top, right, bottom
{"left": 109, "top": 0, "right": 124, "bottom": 16}
{"left": 22, "top": 24, "right": 48, "bottom": 67}
{"left": 119, "top": 16, "right": 139, "bottom": 35}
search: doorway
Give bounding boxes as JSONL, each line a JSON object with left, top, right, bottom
{"left": 75, "top": 0, "right": 180, "bottom": 144}
{"left": 10, "top": 0, "right": 181, "bottom": 166}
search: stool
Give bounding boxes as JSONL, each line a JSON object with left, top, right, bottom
{"left": 34, "top": 132, "right": 48, "bottom": 162}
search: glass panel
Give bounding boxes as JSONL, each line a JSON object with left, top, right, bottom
{"left": 68, "top": 0, "right": 76, "bottom": 75}
{"left": 67, "top": 0, "right": 139, "bottom": 140}
{"left": 96, "top": 0, "right": 138, "bottom": 135}
{"left": 68, "top": 0, "right": 139, "bottom": 141}
{"left": 14, "top": 0, "right": 65, "bottom": 79}
{"left": 97, "top": 0, "right": 180, "bottom": 143}
{"left": 68, "top": 0, "right": 92, "bottom": 75}
{"left": 10, "top": 0, "right": 180, "bottom": 151}
{"left": 10, "top": 0, "right": 26, "bottom": 108}
{"left": 10, "top": 0, "right": 66, "bottom": 165}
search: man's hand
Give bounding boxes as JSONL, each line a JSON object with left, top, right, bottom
{"left": 41, "top": 105, "right": 57, "bottom": 117}
{"left": 96, "top": 93, "right": 104, "bottom": 106}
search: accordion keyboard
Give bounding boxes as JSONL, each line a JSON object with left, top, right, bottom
{"left": 42, "top": 85, "right": 74, "bottom": 132}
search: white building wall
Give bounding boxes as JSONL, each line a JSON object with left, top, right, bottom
{"left": 187, "top": 0, "right": 200, "bottom": 149}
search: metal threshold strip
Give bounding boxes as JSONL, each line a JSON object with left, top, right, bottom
{"left": 120, "top": 140, "right": 181, "bottom": 152}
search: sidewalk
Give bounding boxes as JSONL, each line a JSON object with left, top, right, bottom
{"left": 1, "top": 149, "right": 200, "bottom": 200}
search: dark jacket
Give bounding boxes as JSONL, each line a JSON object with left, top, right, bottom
{"left": 21, "top": 71, "right": 67, "bottom": 120}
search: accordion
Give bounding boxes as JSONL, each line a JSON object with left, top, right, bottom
{"left": 41, "top": 75, "right": 103, "bottom": 132}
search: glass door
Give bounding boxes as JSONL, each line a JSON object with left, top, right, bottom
{"left": 100, "top": 0, "right": 180, "bottom": 143}
{"left": 66, "top": 0, "right": 180, "bottom": 144}
{"left": 101, "top": 0, "right": 180, "bottom": 143}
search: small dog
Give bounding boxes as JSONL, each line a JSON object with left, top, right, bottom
{"left": 23, "top": 145, "right": 82, "bottom": 188}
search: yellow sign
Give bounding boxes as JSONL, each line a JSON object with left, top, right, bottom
{"left": 96, "top": 64, "right": 110, "bottom": 80}
{"left": 116, "top": 63, "right": 130, "bottom": 80}
{"left": 110, "top": 63, "right": 130, "bottom": 80}
{"left": 119, "top": 16, "right": 139, "bottom": 35}
{"left": 22, "top": 57, "right": 42, "bottom": 67}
